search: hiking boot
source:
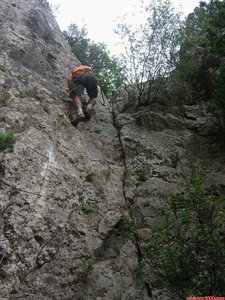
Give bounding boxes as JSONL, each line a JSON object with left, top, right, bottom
{"left": 71, "top": 114, "right": 85, "bottom": 127}
{"left": 83, "top": 106, "right": 92, "bottom": 120}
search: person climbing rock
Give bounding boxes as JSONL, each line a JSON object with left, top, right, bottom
{"left": 67, "top": 65, "right": 99, "bottom": 126}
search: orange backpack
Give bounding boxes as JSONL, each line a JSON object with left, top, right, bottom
{"left": 71, "top": 65, "right": 95, "bottom": 76}
{"left": 67, "top": 65, "right": 96, "bottom": 90}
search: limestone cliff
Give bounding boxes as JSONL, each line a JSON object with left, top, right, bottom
{"left": 1, "top": 1, "right": 225, "bottom": 300}
{"left": 0, "top": 0, "right": 148, "bottom": 299}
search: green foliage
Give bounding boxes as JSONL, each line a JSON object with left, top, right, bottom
{"left": 206, "top": 0, "right": 225, "bottom": 55}
{"left": 145, "top": 176, "right": 225, "bottom": 297}
{"left": 17, "top": 90, "right": 29, "bottom": 98}
{"left": 64, "top": 24, "right": 90, "bottom": 65}
{"left": 42, "top": 28, "right": 55, "bottom": 43}
{"left": 115, "top": 0, "right": 181, "bottom": 106}
{"left": 133, "top": 259, "right": 145, "bottom": 283}
{"left": 0, "top": 65, "right": 6, "bottom": 73}
{"left": 0, "top": 132, "right": 15, "bottom": 151}
{"left": 94, "top": 129, "right": 101, "bottom": 134}
{"left": 206, "top": 0, "right": 225, "bottom": 108}
{"left": 0, "top": 92, "right": 10, "bottom": 104}
{"left": 114, "top": 217, "right": 138, "bottom": 241}
{"left": 79, "top": 258, "right": 94, "bottom": 283}
{"left": 177, "top": 0, "right": 225, "bottom": 106}
{"left": 136, "top": 169, "right": 149, "bottom": 182}
{"left": 64, "top": 24, "right": 125, "bottom": 101}
{"left": 85, "top": 42, "right": 125, "bottom": 101}
{"left": 176, "top": 3, "right": 212, "bottom": 100}
{"left": 82, "top": 202, "right": 94, "bottom": 214}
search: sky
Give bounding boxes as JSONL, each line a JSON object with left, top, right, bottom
{"left": 48, "top": 0, "right": 202, "bottom": 55}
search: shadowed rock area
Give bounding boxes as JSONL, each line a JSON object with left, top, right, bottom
{"left": 1, "top": 1, "right": 225, "bottom": 300}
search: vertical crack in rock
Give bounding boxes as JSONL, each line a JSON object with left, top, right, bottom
{"left": 112, "top": 110, "right": 153, "bottom": 298}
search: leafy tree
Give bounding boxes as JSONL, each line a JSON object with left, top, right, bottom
{"left": 206, "top": 0, "right": 225, "bottom": 109}
{"left": 176, "top": 3, "right": 211, "bottom": 101}
{"left": 64, "top": 24, "right": 90, "bottom": 66}
{"left": 205, "top": 0, "right": 225, "bottom": 55}
{"left": 64, "top": 24, "right": 124, "bottom": 100}
{"left": 145, "top": 176, "right": 225, "bottom": 298}
{"left": 177, "top": 0, "right": 225, "bottom": 105}
{"left": 85, "top": 42, "right": 125, "bottom": 101}
{"left": 115, "top": 0, "right": 181, "bottom": 106}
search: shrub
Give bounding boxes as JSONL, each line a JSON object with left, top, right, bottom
{"left": 82, "top": 202, "right": 94, "bottom": 214}
{"left": 177, "top": 0, "right": 225, "bottom": 105}
{"left": 0, "top": 92, "right": 10, "bottom": 104}
{"left": 116, "top": 0, "right": 181, "bottom": 106}
{"left": 136, "top": 169, "right": 149, "bottom": 182}
{"left": 94, "top": 129, "right": 101, "bottom": 134}
{"left": 0, "top": 132, "right": 15, "bottom": 151}
{"left": 145, "top": 176, "right": 225, "bottom": 298}
{"left": 42, "top": 28, "right": 55, "bottom": 43}
{"left": 0, "top": 65, "right": 6, "bottom": 73}
{"left": 17, "top": 90, "right": 29, "bottom": 98}
{"left": 113, "top": 216, "right": 138, "bottom": 241}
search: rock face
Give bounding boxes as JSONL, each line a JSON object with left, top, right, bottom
{"left": 114, "top": 99, "right": 225, "bottom": 299}
{"left": 0, "top": 1, "right": 148, "bottom": 299}
{"left": 1, "top": 1, "right": 225, "bottom": 300}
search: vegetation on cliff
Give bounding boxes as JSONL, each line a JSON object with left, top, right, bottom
{"left": 145, "top": 176, "right": 225, "bottom": 297}
{"left": 177, "top": 0, "right": 225, "bottom": 109}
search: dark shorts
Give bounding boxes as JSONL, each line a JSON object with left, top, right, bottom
{"left": 69, "top": 72, "right": 98, "bottom": 99}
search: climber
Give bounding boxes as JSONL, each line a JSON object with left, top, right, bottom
{"left": 67, "top": 65, "right": 99, "bottom": 126}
